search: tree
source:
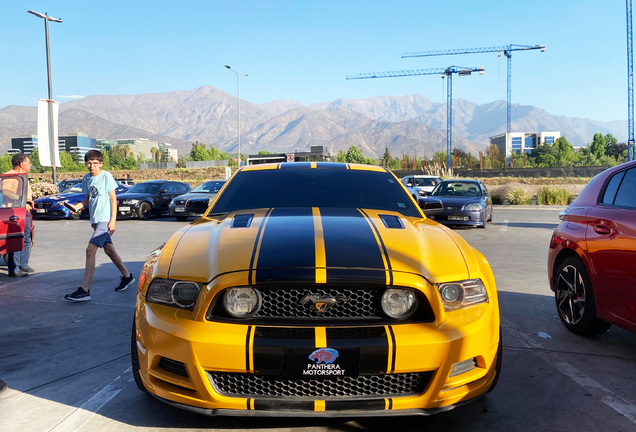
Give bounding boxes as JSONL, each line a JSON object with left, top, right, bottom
{"left": 334, "top": 149, "right": 346, "bottom": 163}
{"left": 0, "top": 152, "right": 13, "bottom": 173}
{"left": 588, "top": 133, "right": 607, "bottom": 160}
{"left": 553, "top": 136, "right": 578, "bottom": 166}
{"left": 381, "top": 146, "right": 392, "bottom": 167}
{"left": 345, "top": 145, "right": 366, "bottom": 164}
{"left": 258, "top": 150, "right": 271, "bottom": 155}
{"left": 190, "top": 141, "right": 212, "bottom": 161}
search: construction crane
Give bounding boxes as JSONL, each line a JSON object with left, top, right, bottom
{"left": 402, "top": 44, "right": 544, "bottom": 165}
{"left": 347, "top": 66, "right": 484, "bottom": 169}
{"left": 627, "top": 0, "right": 635, "bottom": 161}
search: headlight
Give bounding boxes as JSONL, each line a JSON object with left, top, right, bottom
{"left": 436, "top": 279, "right": 488, "bottom": 312}
{"left": 55, "top": 200, "right": 68, "bottom": 207}
{"left": 146, "top": 278, "right": 202, "bottom": 310}
{"left": 223, "top": 287, "right": 262, "bottom": 318}
{"left": 122, "top": 199, "right": 139, "bottom": 205}
{"left": 418, "top": 190, "right": 429, "bottom": 196}
{"left": 464, "top": 203, "right": 484, "bottom": 211}
{"left": 381, "top": 288, "right": 418, "bottom": 319}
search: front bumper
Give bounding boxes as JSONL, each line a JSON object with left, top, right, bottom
{"left": 135, "top": 294, "right": 500, "bottom": 416}
{"left": 169, "top": 205, "right": 202, "bottom": 218}
{"left": 429, "top": 210, "right": 485, "bottom": 227}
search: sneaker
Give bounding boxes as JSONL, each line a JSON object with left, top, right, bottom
{"left": 20, "top": 267, "right": 35, "bottom": 273}
{"left": 8, "top": 270, "right": 29, "bottom": 277}
{"left": 65, "top": 287, "right": 91, "bottom": 302}
{"left": 115, "top": 274, "right": 135, "bottom": 292}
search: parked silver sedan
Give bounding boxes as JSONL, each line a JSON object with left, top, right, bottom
{"left": 401, "top": 175, "right": 442, "bottom": 200}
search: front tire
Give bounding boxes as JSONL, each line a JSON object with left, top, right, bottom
{"left": 554, "top": 257, "right": 611, "bottom": 336}
{"left": 70, "top": 212, "right": 80, "bottom": 221}
{"left": 138, "top": 202, "right": 152, "bottom": 220}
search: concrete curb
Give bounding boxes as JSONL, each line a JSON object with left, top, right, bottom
{"left": 493, "top": 205, "right": 567, "bottom": 210}
{"left": 0, "top": 380, "right": 7, "bottom": 392}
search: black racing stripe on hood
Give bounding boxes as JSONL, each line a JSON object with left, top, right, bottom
{"left": 254, "top": 268, "right": 316, "bottom": 284}
{"left": 320, "top": 207, "right": 385, "bottom": 272}
{"left": 325, "top": 268, "right": 386, "bottom": 284}
{"left": 249, "top": 208, "right": 273, "bottom": 286}
{"left": 359, "top": 209, "right": 393, "bottom": 286}
{"left": 325, "top": 327, "right": 389, "bottom": 375}
{"left": 252, "top": 327, "right": 315, "bottom": 374}
{"left": 256, "top": 208, "right": 315, "bottom": 270}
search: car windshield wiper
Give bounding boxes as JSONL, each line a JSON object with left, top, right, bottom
{"left": 206, "top": 212, "right": 228, "bottom": 217}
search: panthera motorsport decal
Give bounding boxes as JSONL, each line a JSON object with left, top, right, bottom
{"left": 309, "top": 348, "right": 339, "bottom": 364}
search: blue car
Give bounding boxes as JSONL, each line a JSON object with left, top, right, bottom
{"left": 32, "top": 182, "right": 130, "bottom": 220}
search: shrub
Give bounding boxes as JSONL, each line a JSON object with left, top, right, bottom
{"left": 536, "top": 187, "right": 574, "bottom": 205}
{"left": 31, "top": 181, "right": 59, "bottom": 199}
{"left": 504, "top": 185, "right": 533, "bottom": 205}
{"left": 491, "top": 193, "right": 504, "bottom": 205}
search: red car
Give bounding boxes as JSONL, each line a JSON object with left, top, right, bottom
{"left": 0, "top": 173, "right": 30, "bottom": 254}
{"left": 548, "top": 160, "right": 636, "bottom": 336}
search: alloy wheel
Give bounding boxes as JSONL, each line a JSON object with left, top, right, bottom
{"left": 555, "top": 264, "right": 586, "bottom": 325}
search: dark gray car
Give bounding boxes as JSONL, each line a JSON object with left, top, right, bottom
{"left": 168, "top": 179, "right": 227, "bottom": 221}
{"left": 427, "top": 179, "right": 493, "bottom": 228}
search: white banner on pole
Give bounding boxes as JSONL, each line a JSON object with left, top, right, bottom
{"left": 37, "top": 98, "right": 61, "bottom": 167}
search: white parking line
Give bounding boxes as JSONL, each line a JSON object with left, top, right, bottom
{"left": 499, "top": 219, "right": 509, "bottom": 232}
{"left": 49, "top": 367, "right": 132, "bottom": 432}
{"left": 501, "top": 316, "right": 636, "bottom": 425}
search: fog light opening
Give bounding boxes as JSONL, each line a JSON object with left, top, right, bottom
{"left": 450, "top": 358, "right": 477, "bottom": 377}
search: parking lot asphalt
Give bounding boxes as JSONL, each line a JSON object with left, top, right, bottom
{"left": 1, "top": 209, "right": 635, "bottom": 432}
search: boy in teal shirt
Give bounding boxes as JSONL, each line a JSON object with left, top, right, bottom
{"left": 65, "top": 150, "right": 134, "bottom": 301}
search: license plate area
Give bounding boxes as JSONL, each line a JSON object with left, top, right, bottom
{"left": 449, "top": 215, "right": 469, "bottom": 221}
{"left": 119, "top": 206, "right": 130, "bottom": 212}
{"left": 36, "top": 209, "right": 46, "bottom": 213}
{"left": 286, "top": 347, "right": 360, "bottom": 378}
{"left": 174, "top": 206, "right": 186, "bottom": 212}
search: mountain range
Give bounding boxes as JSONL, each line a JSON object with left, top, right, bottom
{"left": 0, "top": 86, "right": 627, "bottom": 159}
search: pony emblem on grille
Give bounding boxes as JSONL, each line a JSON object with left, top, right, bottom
{"left": 300, "top": 294, "right": 349, "bottom": 313}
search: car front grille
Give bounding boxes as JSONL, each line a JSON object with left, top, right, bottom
{"left": 207, "top": 284, "right": 435, "bottom": 325}
{"left": 35, "top": 202, "right": 53, "bottom": 209}
{"left": 186, "top": 200, "right": 209, "bottom": 211}
{"left": 208, "top": 371, "right": 432, "bottom": 399}
{"left": 174, "top": 199, "right": 186, "bottom": 205}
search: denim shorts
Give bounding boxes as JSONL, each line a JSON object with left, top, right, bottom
{"left": 89, "top": 222, "right": 113, "bottom": 248}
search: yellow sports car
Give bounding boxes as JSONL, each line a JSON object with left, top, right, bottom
{"left": 132, "top": 162, "right": 501, "bottom": 417}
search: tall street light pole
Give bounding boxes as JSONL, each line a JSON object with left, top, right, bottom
{"left": 225, "top": 65, "right": 248, "bottom": 168}
{"left": 28, "top": 10, "right": 62, "bottom": 183}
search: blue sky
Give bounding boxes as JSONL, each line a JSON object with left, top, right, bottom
{"left": 0, "top": 1, "right": 630, "bottom": 122}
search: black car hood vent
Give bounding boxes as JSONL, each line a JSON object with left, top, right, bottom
{"left": 232, "top": 213, "right": 254, "bottom": 228}
{"left": 378, "top": 214, "right": 404, "bottom": 229}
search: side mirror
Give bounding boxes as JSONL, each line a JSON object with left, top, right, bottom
{"left": 159, "top": 189, "right": 168, "bottom": 195}
{"left": 418, "top": 197, "right": 443, "bottom": 216}
{"left": 406, "top": 182, "right": 413, "bottom": 187}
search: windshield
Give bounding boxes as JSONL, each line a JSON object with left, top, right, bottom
{"left": 61, "top": 182, "right": 82, "bottom": 193}
{"left": 192, "top": 181, "right": 225, "bottom": 193}
{"left": 413, "top": 177, "right": 441, "bottom": 187}
{"left": 211, "top": 168, "right": 420, "bottom": 217}
{"left": 432, "top": 181, "right": 482, "bottom": 197}
{"left": 127, "top": 183, "right": 160, "bottom": 194}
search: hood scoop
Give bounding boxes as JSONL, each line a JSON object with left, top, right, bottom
{"left": 231, "top": 213, "right": 255, "bottom": 228}
{"left": 378, "top": 214, "right": 404, "bottom": 229}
